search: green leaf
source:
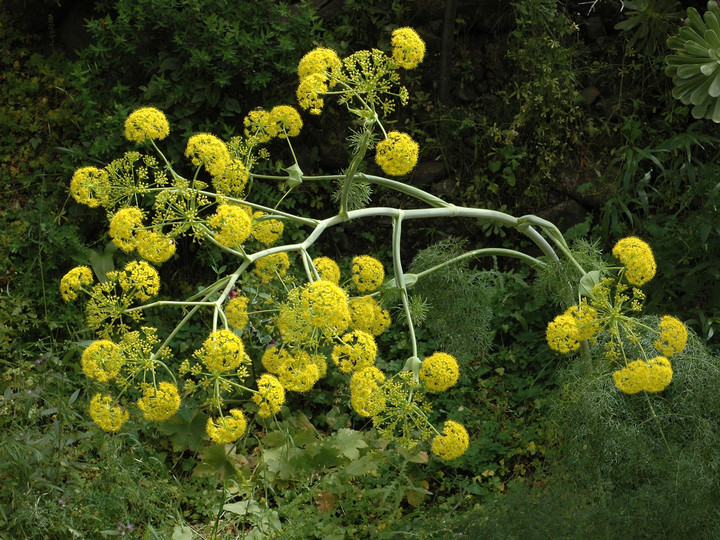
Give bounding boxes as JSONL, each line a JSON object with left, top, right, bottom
{"left": 333, "top": 428, "right": 368, "bottom": 460}
{"left": 193, "top": 444, "right": 247, "bottom": 481}
{"left": 171, "top": 526, "right": 194, "bottom": 540}
{"left": 158, "top": 409, "right": 208, "bottom": 452}
{"left": 344, "top": 454, "right": 378, "bottom": 476}
{"left": 88, "top": 242, "right": 117, "bottom": 282}
{"left": 284, "top": 163, "right": 304, "bottom": 188}
{"left": 579, "top": 270, "right": 603, "bottom": 297}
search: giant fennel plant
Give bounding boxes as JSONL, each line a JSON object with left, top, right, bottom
{"left": 63, "top": 28, "right": 687, "bottom": 465}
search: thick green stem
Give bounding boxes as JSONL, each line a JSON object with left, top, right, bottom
{"left": 339, "top": 128, "right": 371, "bottom": 218}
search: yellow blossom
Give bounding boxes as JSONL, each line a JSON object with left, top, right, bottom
{"left": 109, "top": 207, "right": 144, "bottom": 252}
{"left": 213, "top": 159, "right": 250, "bottom": 198}
{"left": 546, "top": 313, "right": 580, "bottom": 353}
{"left": 185, "top": 133, "right": 231, "bottom": 177}
{"left": 391, "top": 27, "right": 426, "bottom": 69}
{"left": 124, "top": 107, "right": 170, "bottom": 143}
{"left": 251, "top": 212, "right": 284, "bottom": 245}
{"left": 375, "top": 131, "right": 419, "bottom": 176}
{"left": 254, "top": 252, "right": 291, "bottom": 283}
{"left": 268, "top": 105, "right": 303, "bottom": 138}
{"left": 298, "top": 47, "right": 342, "bottom": 82}
{"left": 350, "top": 366, "right": 386, "bottom": 417}
{"left": 119, "top": 260, "right": 160, "bottom": 301}
{"left": 431, "top": 420, "right": 469, "bottom": 460}
{"left": 300, "top": 280, "right": 351, "bottom": 333}
{"left": 612, "top": 237, "right": 656, "bottom": 286}
{"left": 244, "top": 109, "right": 274, "bottom": 143}
{"left": 207, "top": 204, "right": 252, "bottom": 248}
{"left": 200, "top": 329, "right": 245, "bottom": 372}
{"left": 206, "top": 409, "right": 247, "bottom": 444}
{"left": 136, "top": 230, "right": 176, "bottom": 264}
{"left": 419, "top": 352, "right": 459, "bottom": 392}
{"left": 225, "top": 296, "right": 250, "bottom": 330}
{"left": 351, "top": 255, "right": 385, "bottom": 292}
{"left": 60, "top": 266, "right": 94, "bottom": 302}
{"left": 252, "top": 374, "right": 286, "bottom": 417}
{"left": 81, "top": 340, "right": 124, "bottom": 382}
{"left": 331, "top": 331, "right": 378, "bottom": 373}
{"left": 70, "top": 167, "right": 109, "bottom": 208}
{"left": 89, "top": 393, "right": 129, "bottom": 432}
{"left": 137, "top": 381, "right": 181, "bottom": 421}
{"left": 654, "top": 315, "right": 688, "bottom": 357}
{"left": 297, "top": 73, "right": 328, "bottom": 115}
{"left": 313, "top": 256, "right": 341, "bottom": 284}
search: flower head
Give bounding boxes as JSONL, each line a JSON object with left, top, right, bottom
{"left": 298, "top": 47, "right": 342, "bottom": 81}
{"left": 185, "top": 133, "right": 231, "bottom": 177}
{"left": 300, "top": 280, "right": 351, "bottom": 332}
{"left": 331, "top": 330, "right": 377, "bottom": 373}
{"left": 654, "top": 315, "right": 688, "bottom": 357}
{"left": 351, "top": 255, "right": 385, "bottom": 292}
{"left": 200, "top": 329, "right": 245, "bottom": 372}
{"left": 213, "top": 159, "right": 250, "bottom": 198}
{"left": 375, "top": 131, "right": 419, "bottom": 176}
{"left": 252, "top": 374, "right": 285, "bottom": 417}
{"left": 109, "top": 207, "right": 144, "bottom": 252}
{"left": 350, "top": 366, "right": 386, "bottom": 417}
{"left": 136, "top": 230, "right": 176, "bottom": 264}
{"left": 225, "top": 296, "right": 250, "bottom": 330}
{"left": 431, "top": 420, "right": 469, "bottom": 460}
{"left": 254, "top": 252, "right": 291, "bottom": 283}
{"left": 251, "top": 212, "right": 284, "bottom": 245}
{"left": 613, "top": 357, "right": 673, "bottom": 394}
{"left": 207, "top": 204, "right": 252, "bottom": 248}
{"left": 297, "top": 73, "right": 328, "bottom": 115}
{"left": 137, "top": 381, "right": 181, "bottom": 421}
{"left": 81, "top": 340, "right": 124, "bottom": 382}
{"left": 60, "top": 266, "right": 94, "bottom": 302}
{"left": 119, "top": 260, "right": 160, "bottom": 301}
{"left": 391, "top": 27, "right": 426, "bottom": 69}
{"left": 70, "top": 167, "right": 109, "bottom": 208}
{"left": 89, "top": 393, "right": 129, "bottom": 432}
{"left": 612, "top": 237, "right": 656, "bottom": 286}
{"left": 419, "top": 352, "right": 459, "bottom": 392}
{"left": 268, "top": 105, "right": 303, "bottom": 139}
{"left": 348, "top": 295, "right": 391, "bottom": 336}
{"left": 206, "top": 409, "right": 246, "bottom": 444}
{"left": 124, "top": 107, "right": 170, "bottom": 143}
{"left": 313, "top": 257, "right": 341, "bottom": 284}
{"left": 564, "top": 302, "right": 601, "bottom": 341}
{"left": 546, "top": 313, "right": 580, "bottom": 353}
{"left": 244, "top": 109, "right": 274, "bottom": 143}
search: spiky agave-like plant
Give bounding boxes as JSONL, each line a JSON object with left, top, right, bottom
{"left": 666, "top": 1, "right": 720, "bottom": 121}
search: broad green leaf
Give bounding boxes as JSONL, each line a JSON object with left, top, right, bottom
{"left": 579, "top": 270, "right": 602, "bottom": 297}
{"left": 344, "top": 454, "right": 378, "bottom": 476}
{"left": 333, "top": 428, "right": 368, "bottom": 460}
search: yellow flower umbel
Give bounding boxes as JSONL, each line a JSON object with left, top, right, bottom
{"left": 252, "top": 374, "right": 285, "bottom": 417}
{"left": 565, "top": 302, "right": 601, "bottom": 341}
{"left": 299, "top": 280, "right": 351, "bottom": 333}
{"left": 351, "top": 255, "right": 385, "bottom": 292}
{"left": 331, "top": 330, "right": 378, "bottom": 373}
{"left": 89, "top": 393, "right": 129, "bottom": 432}
{"left": 136, "top": 230, "right": 176, "bottom": 264}
{"left": 70, "top": 166, "right": 109, "bottom": 208}
{"left": 350, "top": 366, "right": 386, "bottom": 417}
{"left": 200, "top": 329, "right": 245, "bottom": 372}
{"left": 185, "top": 133, "right": 231, "bottom": 177}
{"left": 313, "top": 256, "right": 341, "bottom": 284}
{"left": 206, "top": 409, "right": 247, "bottom": 444}
{"left": 254, "top": 252, "right": 291, "bottom": 283}
{"left": 613, "top": 357, "right": 673, "bottom": 394}
{"left": 276, "top": 351, "right": 323, "bottom": 392}
{"left": 207, "top": 205, "right": 252, "bottom": 248}
{"left": 268, "top": 105, "right": 303, "bottom": 139}
{"left": 119, "top": 260, "right": 160, "bottom": 302}
{"left": 244, "top": 109, "right": 274, "bottom": 143}
{"left": 348, "top": 295, "right": 392, "bottom": 336}
{"left": 212, "top": 159, "right": 250, "bottom": 198}
{"left": 137, "top": 381, "right": 181, "bottom": 421}
{"left": 375, "top": 131, "right": 419, "bottom": 176}
{"left": 297, "top": 73, "right": 328, "bottom": 115}
{"left": 391, "top": 27, "right": 426, "bottom": 70}
{"left": 225, "top": 296, "right": 250, "bottom": 330}
{"left": 431, "top": 420, "right": 470, "bottom": 461}
{"left": 109, "top": 207, "right": 144, "bottom": 252}
{"left": 124, "top": 107, "right": 170, "bottom": 143}
{"left": 60, "top": 266, "right": 94, "bottom": 302}
{"left": 419, "top": 352, "right": 459, "bottom": 392}
{"left": 654, "top": 315, "right": 688, "bottom": 357}
{"left": 251, "top": 212, "right": 284, "bottom": 245}
{"left": 612, "top": 237, "right": 657, "bottom": 286}
{"left": 81, "top": 340, "right": 124, "bottom": 382}
{"left": 298, "top": 47, "right": 342, "bottom": 82}
{"left": 546, "top": 313, "right": 580, "bottom": 353}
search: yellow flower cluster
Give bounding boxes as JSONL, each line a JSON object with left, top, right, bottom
{"left": 419, "top": 352, "right": 459, "bottom": 392}
{"left": 124, "top": 107, "right": 170, "bottom": 143}
{"left": 268, "top": 105, "right": 303, "bottom": 139}
{"left": 297, "top": 73, "right": 328, "bottom": 115}
{"left": 213, "top": 159, "right": 250, "bottom": 198}
{"left": 391, "top": 27, "right": 426, "bottom": 70}
{"left": 261, "top": 347, "right": 324, "bottom": 392}
{"left": 70, "top": 166, "right": 109, "bottom": 208}
{"left": 299, "top": 280, "right": 351, "bottom": 332}
{"left": 81, "top": 340, "right": 124, "bottom": 382}
{"left": 137, "top": 381, "right": 181, "bottom": 421}
{"left": 331, "top": 331, "right": 378, "bottom": 373}
{"left": 298, "top": 47, "right": 342, "bottom": 81}
{"left": 546, "top": 302, "right": 600, "bottom": 353}
{"left": 654, "top": 315, "right": 688, "bottom": 357}
{"left": 431, "top": 420, "right": 469, "bottom": 461}
{"left": 612, "top": 237, "right": 657, "bottom": 286}
{"left": 254, "top": 252, "right": 291, "bottom": 283}
{"left": 350, "top": 366, "right": 386, "bottom": 417}
{"left": 351, "top": 255, "right": 385, "bottom": 292}
{"left": 136, "top": 230, "right": 176, "bottom": 264}
{"left": 109, "top": 207, "right": 144, "bottom": 252}
{"left": 225, "top": 296, "right": 250, "bottom": 330}
{"left": 89, "top": 393, "right": 129, "bottom": 432}
{"left": 564, "top": 303, "right": 601, "bottom": 341}
{"left": 207, "top": 204, "right": 252, "bottom": 248}
{"left": 375, "top": 131, "right": 419, "bottom": 176}
{"left": 612, "top": 357, "right": 673, "bottom": 394}
{"left": 252, "top": 373, "right": 286, "bottom": 417}
{"left": 244, "top": 109, "right": 274, "bottom": 143}
{"left": 60, "top": 266, "right": 94, "bottom": 302}
{"left": 312, "top": 256, "right": 340, "bottom": 284}
{"left": 185, "top": 133, "right": 231, "bottom": 177}
{"left": 206, "top": 409, "right": 247, "bottom": 444}
{"left": 348, "top": 295, "right": 391, "bottom": 336}
{"left": 119, "top": 260, "right": 160, "bottom": 301}
{"left": 251, "top": 212, "right": 284, "bottom": 245}
{"left": 200, "top": 329, "right": 245, "bottom": 372}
